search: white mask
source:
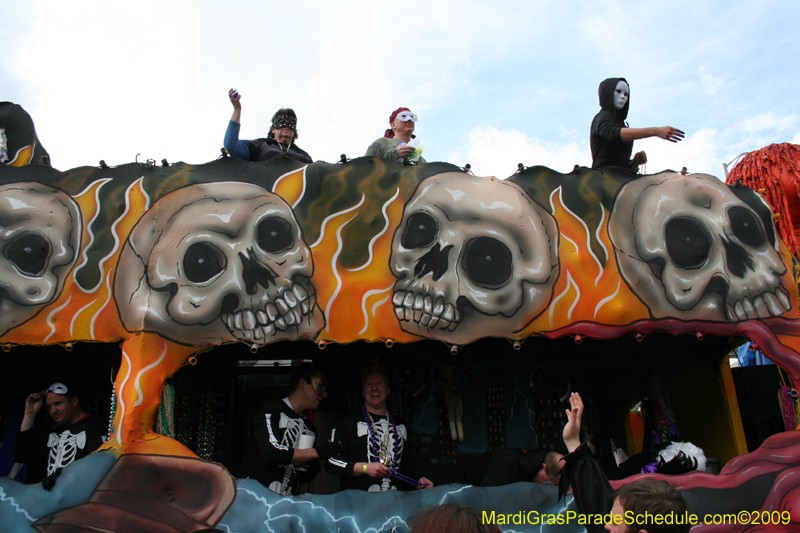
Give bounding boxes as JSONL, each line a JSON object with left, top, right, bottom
{"left": 613, "top": 80, "right": 629, "bottom": 110}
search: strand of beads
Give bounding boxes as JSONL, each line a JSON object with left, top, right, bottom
{"left": 107, "top": 382, "right": 117, "bottom": 440}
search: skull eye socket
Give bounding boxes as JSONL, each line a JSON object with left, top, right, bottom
{"left": 5, "top": 234, "right": 50, "bottom": 276}
{"left": 728, "top": 205, "right": 765, "bottom": 248}
{"left": 257, "top": 217, "right": 293, "bottom": 253}
{"left": 666, "top": 217, "right": 712, "bottom": 269}
{"left": 401, "top": 212, "right": 437, "bottom": 249}
{"left": 462, "top": 237, "right": 513, "bottom": 288}
{"left": 183, "top": 242, "right": 225, "bottom": 283}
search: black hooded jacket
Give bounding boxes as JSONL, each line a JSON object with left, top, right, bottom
{"left": 590, "top": 77, "right": 634, "bottom": 170}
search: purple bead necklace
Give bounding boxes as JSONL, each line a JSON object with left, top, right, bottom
{"left": 362, "top": 405, "right": 424, "bottom": 488}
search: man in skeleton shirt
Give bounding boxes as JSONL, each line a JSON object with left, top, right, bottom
{"left": 14, "top": 382, "right": 105, "bottom": 490}
{"left": 238, "top": 368, "right": 341, "bottom": 495}
{"left": 326, "top": 367, "right": 434, "bottom": 492}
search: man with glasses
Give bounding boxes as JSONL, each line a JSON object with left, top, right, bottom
{"left": 14, "top": 382, "right": 105, "bottom": 490}
{"left": 224, "top": 89, "right": 313, "bottom": 164}
{"left": 237, "top": 367, "right": 342, "bottom": 495}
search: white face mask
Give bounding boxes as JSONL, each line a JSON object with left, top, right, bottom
{"left": 614, "top": 80, "right": 629, "bottom": 110}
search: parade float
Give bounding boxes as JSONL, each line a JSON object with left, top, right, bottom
{"left": 1, "top": 101, "right": 799, "bottom": 532}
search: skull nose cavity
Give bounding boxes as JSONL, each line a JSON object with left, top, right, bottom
{"left": 721, "top": 236, "right": 755, "bottom": 279}
{"left": 413, "top": 243, "right": 452, "bottom": 281}
{"left": 238, "top": 249, "right": 277, "bottom": 295}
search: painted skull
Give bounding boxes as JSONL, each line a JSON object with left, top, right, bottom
{"left": 115, "top": 182, "right": 323, "bottom": 345}
{"left": 390, "top": 172, "right": 559, "bottom": 344}
{"left": 609, "top": 172, "right": 790, "bottom": 322}
{"left": 0, "top": 182, "right": 81, "bottom": 337}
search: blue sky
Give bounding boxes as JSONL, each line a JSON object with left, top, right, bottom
{"left": 3, "top": 0, "right": 799, "bottom": 178}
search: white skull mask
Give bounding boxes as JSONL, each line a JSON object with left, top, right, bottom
{"left": 115, "top": 182, "right": 323, "bottom": 345}
{"left": 390, "top": 173, "right": 559, "bottom": 344}
{"left": 609, "top": 172, "right": 790, "bottom": 322}
{"left": 0, "top": 182, "right": 81, "bottom": 337}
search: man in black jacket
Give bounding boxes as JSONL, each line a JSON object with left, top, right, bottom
{"left": 590, "top": 77, "right": 684, "bottom": 172}
{"left": 238, "top": 367, "right": 341, "bottom": 495}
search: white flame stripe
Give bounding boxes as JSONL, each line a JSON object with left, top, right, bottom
{"left": 136, "top": 176, "right": 151, "bottom": 211}
{"left": 549, "top": 271, "right": 580, "bottom": 325}
{"left": 272, "top": 166, "right": 308, "bottom": 209}
{"left": 87, "top": 179, "right": 139, "bottom": 293}
{"left": 70, "top": 298, "right": 98, "bottom": 336}
{"left": 116, "top": 350, "right": 133, "bottom": 445}
{"left": 359, "top": 286, "right": 393, "bottom": 335}
{"left": 323, "top": 213, "right": 359, "bottom": 322}
{"left": 348, "top": 188, "right": 400, "bottom": 273}
{"left": 89, "top": 273, "right": 114, "bottom": 340}
{"left": 133, "top": 343, "right": 167, "bottom": 407}
{"left": 595, "top": 204, "right": 609, "bottom": 264}
{"left": 566, "top": 272, "right": 581, "bottom": 321}
{"left": 73, "top": 177, "right": 113, "bottom": 199}
{"left": 73, "top": 178, "right": 113, "bottom": 289}
{"left": 43, "top": 295, "right": 72, "bottom": 343}
{"left": 594, "top": 279, "right": 621, "bottom": 319}
{"left": 556, "top": 187, "right": 604, "bottom": 286}
{"left": 371, "top": 295, "right": 391, "bottom": 321}
{"left": 7, "top": 140, "right": 35, "bottom": 165}
{"left": 310, "top": 194, "right": 365, "bottom": 249}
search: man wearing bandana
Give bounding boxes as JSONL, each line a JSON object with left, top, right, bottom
{"left": 365, "top": 107, "right": 427, "bottom": 165}
{"left": 224, "top": 89, "right": 312, "bottom": 164}
{"left": 237, "top": 367, "right": 341, "bottom": 495}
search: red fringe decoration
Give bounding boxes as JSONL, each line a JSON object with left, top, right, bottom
{"left": 726, "top": 143, "right": 800, "bottom": 258}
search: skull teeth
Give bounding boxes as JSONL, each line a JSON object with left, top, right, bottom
{"left": 727, "top": 288, "right": 791, "bottom": 322}
{"left": 221, "top": 284, "right": 317, "bottom": 341}
{"left": 393, "top": 289, "right": 460, "bottom": 331}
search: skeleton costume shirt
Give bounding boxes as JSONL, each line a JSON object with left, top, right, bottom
{"left": 14, "top": 414, "right": 104, "bottom": 490}
{"left": 237, "top": 399, "right": 319, "bottom": 495}
{"left": 590, "top": 77, "right": 635, "bottom": 171}
{"left": 326, "top": 410, "right": 415, "bottom": 492}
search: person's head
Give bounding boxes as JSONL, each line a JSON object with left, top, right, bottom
{"left": 613, "top": 80, "right": 629, "bottom": 110}
{"left": 606, "top": 479, "right": 690, "bottom": 533}
{"left": 361, "top": 366, "right": 390, "bottom": 413}
{"left": 527, "top": 450, "right": 564, "bottom": 484}
{"left": 268, "top": 108, "right": 298, "bottom": 145}
{"left": 44, "top": 382, "right": 83, "bottom": 426}
{"left": 411, "top": 503, "right": 502, "bottom": 533}
{"left": 288, "top": 366, "right": 328, "bottom": 412}
{"left": 598, "top": 78, "right": 630, "bottom": 117}
{"left": 384, "top": 107, "right": 417, "bottom": 140}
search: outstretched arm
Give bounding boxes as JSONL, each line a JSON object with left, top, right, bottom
{"left": 228, "top": 88, "right": 242, "bottom": 124}
{"left": 223, "top": 89, "right": 251, "bottom": 160}
{"left": 563, "top": 392, "right": 584, "bottom": 453}
{"left": 620, "top": 126, "right": 684, "bottom": 143}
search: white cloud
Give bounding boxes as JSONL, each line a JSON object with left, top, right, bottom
{"left": 448, "top": 126, "right": 589, "bottom": 178}
{"left": 738, "top": 113, "right": 799, "bottom": 134}
{"left": 698, "top": 65, "right": 730, "bottom": 96}
{"left": 792, "top": 132, "right": 800, "bottom": 145}
{"left": 635, "top": 128, "right": 724, "bottom": 177}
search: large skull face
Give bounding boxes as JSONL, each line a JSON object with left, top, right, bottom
{"left": 609, "top": 172, "right": 790, "bottom": 322}
{"left": 115, "top": 182, "right": 323, "bottom": 346}
{"left": 390, "top": 173, "right": 559, "bottom": 344}
{"left": 0, "top": 182, "right": 81, "bottom": 337}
